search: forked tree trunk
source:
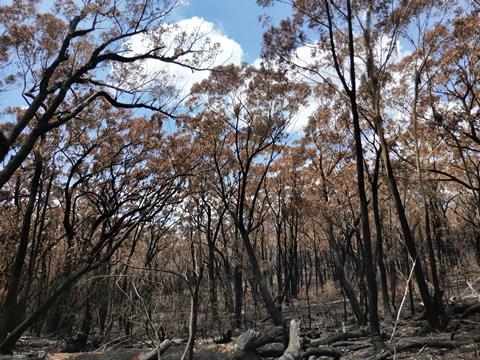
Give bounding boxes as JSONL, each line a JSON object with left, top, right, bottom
{"left": 378, "top": 126, "right": 444, "bottom": 328}
{"left": 412, "top": 69, "right": 448, "bottom": 328}
{"left": 324, "top": 0, "right": 381, "bottom": 340}
{"left": 181, "top": 274, "right": 203, "bottom": 360}
{"left": 326, "top": 222, "right": 364, "bottom": 326}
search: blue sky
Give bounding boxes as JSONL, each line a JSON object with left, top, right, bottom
{"left": 176, "top": 0, "right": 290, "bottom": 63}
{"left": 0, "top": 0, "right": 288, "bottom": 110}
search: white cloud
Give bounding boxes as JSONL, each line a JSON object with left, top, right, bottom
{"left": 285, "top": 37, "right": 410, "bottom": 134}
{"left": 126, "top": 16, "right": 243, "bottom": 98}
{"left": 250, "top": 46, "right": 329, "bottom": 134}
{"left": 288, "top": 96, "right": 317, "bottom": 133}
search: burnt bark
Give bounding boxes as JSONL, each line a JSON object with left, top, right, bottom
{"left": 371, "top": 151, "right": 393, "bottom": 322}
{"left": 0, "top": 157, "right": 43, "bottom": 343}
{"left": 323, "top": 0, "right": 381, "bottom": 339}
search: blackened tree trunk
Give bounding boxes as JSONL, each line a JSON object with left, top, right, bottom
{"left": 205, "top": 205, "right": 223, "bottom": 332}
{"left": 276, "top": 227, "right": 283, "bottom": 296}
{"left": 371, "top": 151, "right": 393, "bottom": 322}
{"left": 238, "top": 227, "right": 283, "bottom": 326}
{"left": 181, "top": 268, "right": 203, "bottom": 360}
{"left": 0, "top": 157, "right": 43, "bottom": 343}
{"left": 323, "top": 0, "right": 381, "bottom": 340}
{"left": 234, "top": 265, "right": 243, "bottom": 328}
{"left": 0, "top": 264, "right": 94, "bottom": 353}
{"left": 411, "top": 69, "right": 448, "bottom": 328}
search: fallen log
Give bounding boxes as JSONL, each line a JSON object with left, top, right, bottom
{"left": 232, "top": 351, "right": 263, "bottom": 360}
{"left": 460, "top": 303, "right": 480, "bottom": 319}
{"left": 374, "top": 337, "right": 480, "bottom": 360}
{"left": 331, "top": 340, "right": 371, "bottom": 348}
{"left": 449, "top": 300, "right": 479, "bottom": 315}
{"left": 47, "top": 349, "right": 147, "bottom": 360}
{"left": 256, "top": 342, "right": 284, "bottom": 357}
{"left": 394, "top": 338, "right": 480, "bottom": 352}
{"left": 309, "top": 329, "right": 368, "bottom": 347}
{"left": 299, "top": 347, "right": 341, "bottom": 360}
{"left": 137, "top": 339, "right": 172, "bottom": 360}
{"left": 46, "top": 340, "right": 172, "bottom": 360}
{"left": 234, "top": 326, "right": 283, "bottom": 352}
{"left": 332, "top": 340, "right": 372, "bottom": 351}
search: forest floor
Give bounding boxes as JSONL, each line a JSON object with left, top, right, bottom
{"left": 2, "top": 317, "right": 480, "bottom": 359}
{"left": 2, "top": 298, "right": 480, "bottom": 359}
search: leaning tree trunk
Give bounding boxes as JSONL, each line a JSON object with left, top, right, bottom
{"left": 371, "top": 151, "right": 393, "bottom": 322}
{"left": 376, "top": 121, "right": 444, "bottom": 329}
{"left": 318, "top": 150, "right": 364, "bottom": 326}
{"left": 0, "top": 264, "right": 93, "bottom": 353}
{"left": 327, "top": 222, "right": 364, "bottom": 325}
{"left": 239, "top": 227, "right": 283, "bottom": 326}
{"left": 181, "top": 272, "right": 203, "bottom": 360}
{"left": 0, "top": 157, "right": 43, "bottom": 344}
